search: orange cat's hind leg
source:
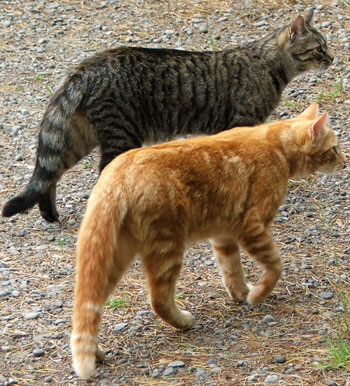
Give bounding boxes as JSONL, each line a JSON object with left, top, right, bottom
{"left": 239, "top": 228, "right": 282, "bottom": 305}
{"left": 143, "top": 248, "right": 194, "bottom": 330}
{"left": 211, "top": 238, "right": 249, "bottom": 302}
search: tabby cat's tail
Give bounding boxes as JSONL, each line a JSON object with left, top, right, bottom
{"left": 2, "top": 74, "right": 86, "bottom": 221}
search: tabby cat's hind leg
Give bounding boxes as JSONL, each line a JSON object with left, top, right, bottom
{"left": 239, "top": 227, "right": 282, "bottom": 305}
{"left": 143, "top": 249, "right": 194, "bottom": 330}
{"left": 38, "top": 184, "right": 59, "bottom": 222}
{"left": 212, "top": 238, "right": 249, "bottom": 302}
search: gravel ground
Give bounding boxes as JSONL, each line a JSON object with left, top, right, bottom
{"left": 1, "top": 1, "right": 349, "bottom": 385}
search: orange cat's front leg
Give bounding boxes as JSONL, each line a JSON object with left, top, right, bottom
{"left": 211, "top": 239, "right": 249, "bottom": 302}
{"left": 239, "top": 228, "right": 282, "bottom": 305}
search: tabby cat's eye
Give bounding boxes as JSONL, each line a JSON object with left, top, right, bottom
{"left": 332, "top": 145, "right": 340, "bottom": 154}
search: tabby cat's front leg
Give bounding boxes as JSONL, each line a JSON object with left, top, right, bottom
{"left": 239, "top": 228, "right": 282, "bottom": 305}
{"left": 211, "top": 238, "right": 249, "bottom": 302}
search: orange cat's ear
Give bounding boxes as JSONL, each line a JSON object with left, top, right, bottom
{"left": 309, "top": 111, "right": 328, "bottom": 141}
{"left": 299, "top": 101, "right": 319, "bottom": 120}
{"left": 289, "top": 16, "right": 307, "bottom": 39}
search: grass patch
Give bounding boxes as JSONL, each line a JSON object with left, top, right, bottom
{"left": 56, "top": 237, "right": 65, "bottom": 251}
{"left": 319, "top": 333, "right": 350, "bottom": 369}
{"left": 209, "top": 34, "right": 217, "bottom": 50}
{"left": 82, "top": 160, "right": 92, "bottom": 169}
{"left": 314, "top": 79, "right": 344, "bottom": 104}
{"left": 106, "top": 298, "right": 129, "bottom": 308}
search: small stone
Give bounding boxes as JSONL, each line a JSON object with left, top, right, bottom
{"left": 25, "top": 312, "right": 39, "bottom": 320}
{"left": 319, "top": 291, "right": 334, "bottom": 300}
{"left": 254, "top": 21, "right": 267, "bottom": 27}
{"left": 261, "top": 314, "right": 276, "bottom": 324}
{"left": 195, "top": 368, "right": 206, "bottom": 377}
{"left": 168, "top": 360, "right": 185, "bottom": 368}
{"left": 274, "top": 354, "right": 286, "bottom": 364}
{"left": 199, "top": 25, "right": 208, "bottom": 33}
{"left": 15, "top": 154, "right": 24, "bottom": 161}
{"left": 163, "top": 367, "right": 175, "bottom": 376}
{"left": 0, "top": 290, "right": 10, "bottom": 297}
{"left": 264, "top": 374, "right": 279, "bottom": 383}
{"left": 33, "top": 348, "right": 45, "bottom": 357}
{"left": 151, "top": 368, "right": 161, "bottom": 378}
{"left": 327, "top": 379, "right": 336, "bottom": 386}
{"left": 54, "top": 319, "right": 66, "bottom": 325}
{"left": 114, "top": 322, "right": 128, "bottom": 332}
{"left": 247, "top": 374, "right": 257, "bottom": 382}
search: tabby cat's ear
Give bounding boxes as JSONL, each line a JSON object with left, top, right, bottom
{"left": 299, "top": 101, "right": 319, "bottom": 119}
{"left": 305, "top": 8, "right": 314, "bottom": 28}
{"left": 289, "top": 16, "right": 307, "bottom": 40}
{"left": 309, "top": 111, "right": 328, "bottom": 141}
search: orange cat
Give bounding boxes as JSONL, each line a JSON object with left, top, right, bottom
{"left": 70, "top": 102, "right": 346, "bottom": 379}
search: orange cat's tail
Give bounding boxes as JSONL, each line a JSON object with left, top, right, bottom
{"left": 70, "top": 185, "right": 133, "bottom": 379}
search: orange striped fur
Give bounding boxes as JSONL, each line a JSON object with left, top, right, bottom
{"left": 71, "top": 102, "right": 346, "bottom": 378}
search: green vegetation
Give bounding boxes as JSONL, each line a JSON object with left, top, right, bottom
{"left": 106, "top": 298, "right": 128, "bottom": 308}
{"left": 314, "top": 79, "right": 344, "bottom": 103}
{"left": 209, "top": 34, "right": 217, "bottom": 50}
{"left": 319, "top": 333, "right": 350, "bottom": 369}
{"left": 82, "top": 160, "right": 92, "bottom": 169}
{"left": 57, "top": 237, "right": 65, "bottom": 251}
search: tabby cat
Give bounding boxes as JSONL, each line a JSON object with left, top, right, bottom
{"left": 2, "top": 10, "right": 333, "bottom": 222}
{"left": 70, "top": 102, "right": 346, "bottom": 379}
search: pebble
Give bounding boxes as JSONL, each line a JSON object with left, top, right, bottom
{"left": 195, "top": 368, "right": 206, "bottom": 377}
{"left": 274, "top": 354, "right": 286, "bottom": 364}
{"left": 261, "top": 314, "right": 276, "bottom": 324}
{"left": 253, "top": 21, "right": 267, "bottom": 27}
{"left": 25, "top": 312, "right": 40, "bottom": 320}
{"left": 114, "top": 322, "right": 128, "bottom": 332}
{"left": 33, "top": 348, "right": 45, "bottom": 357}
{"left": 264, "top": 374, "right": 279, "bottom": 383}
{"left": 168, "top": 360, "right": 185, "bottom": 368}
{"left": 151, "top": 368, "right": 161, "bottom": 378}
{"left": 162, "top": 367, "right": 175, "bottom": 376}
{"left": 319, "top": 291, "right": 334, "bottom": 300}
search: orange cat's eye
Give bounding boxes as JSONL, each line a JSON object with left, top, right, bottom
{"left": 332, "top": 146, "right": 340, "bottom": 154}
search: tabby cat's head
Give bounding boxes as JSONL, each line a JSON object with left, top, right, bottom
{"left": 278, "top": 9, "right": 334, "bottom": 72}
{"left": 289, "top": 102, "right": 346, "bottom": 177}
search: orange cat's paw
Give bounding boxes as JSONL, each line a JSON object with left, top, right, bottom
{"left": 246, "top": 284, "right": 266, "bottom": 305}
{"left": 179, "top": 310, "right": 195, "bottom": 330}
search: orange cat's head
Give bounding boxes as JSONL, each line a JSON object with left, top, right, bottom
{"left": 285, "top": 102, "right": 346, "bottom": 177}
